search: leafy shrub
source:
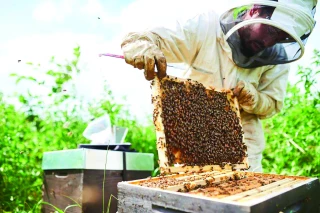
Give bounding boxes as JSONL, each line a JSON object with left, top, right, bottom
{"left": 0, "top": 47, "right": 157, "bottom": 212}
{"left": 262, "top": 50, "right": 320, "bottom": 177}
{"left": 0, "top": 95, "right": 88, "bottom": 212}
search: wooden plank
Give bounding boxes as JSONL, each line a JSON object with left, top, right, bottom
{"left": 128, "top": 170, "right": 233, "bottom": 186}
{"left": 42, "top": 170, "right": 83, "bottom": 213}
{"left": 152, "top": 76, "right": 170, "bottom": 170}
{"left": 175, "top": 171, "right": 223, "bottom": 181}
{"left": 165, "top": 172, "right": 237, "bottom": 192}
{"left": 237, "top": 179, "right": 304, "bottom": 202}
{"left": 82, "top": 170, "right": 122, "bottom": 213}
{"left": 161, "top": 163, "right": 249, "bottom": 175}
{"left": 239, "top": 172, "right": 309, "bottom": 180}
{"left": 221, "top": 178, "right": 295, "bottom": 202}
{"left": 128, "top": 172, "right": 199, "bottom": 185}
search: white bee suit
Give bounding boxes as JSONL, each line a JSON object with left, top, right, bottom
{"left": 121, "top": 0, "right": 317, "bottom": 172}
{"left": 144, "top": 11, "right": 288, "bottom": 172}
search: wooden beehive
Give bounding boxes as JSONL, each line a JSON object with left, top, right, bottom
{"left": 41, "top": 149, "right": 154, "bottom": 213}
{"left": 118, "top": 172, "right": 319, "bottom": 213}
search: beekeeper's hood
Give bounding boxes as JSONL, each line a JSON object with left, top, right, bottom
{"left": 220, "top": 0, "right": 317, "bottom": 68}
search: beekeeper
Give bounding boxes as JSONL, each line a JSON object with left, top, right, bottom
{"left": 120, "top": 0, "right": 317, "bottom": 172}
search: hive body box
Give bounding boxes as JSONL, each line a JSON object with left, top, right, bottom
{"left": 42, "top": 149, "right": 154, "bottom": 213}
{"left": 118, "top": 173, "right": 319, "bottom": 213}
{"left": 117, "top": 76, "right": 320, "bottom": 213}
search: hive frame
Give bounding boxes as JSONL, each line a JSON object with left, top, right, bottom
{"left": 151, "top": 76, "right": 249, "bottom": 175}
{"left": 128, "top": 171, "right": 309, "bottom": 196}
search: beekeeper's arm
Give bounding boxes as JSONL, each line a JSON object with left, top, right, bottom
{"left": 233, "top": 64, "right": 289, "bottom": 119}
{"left": 121, "top": 13, "right": 210, "bottom": 80}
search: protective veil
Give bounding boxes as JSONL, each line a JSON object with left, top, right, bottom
{"left": 220, "top": 0, "right": 317, "bottom": 68}
{"left": 121, "top": 0, "right": 317, "bottom": 171}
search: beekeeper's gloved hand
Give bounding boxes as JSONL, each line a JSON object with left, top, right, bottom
{"left": 233, "top": 80, "right": 276, "bottom": 116}
{"left": 121, "top": 32, "right": 167, "bottom": 81}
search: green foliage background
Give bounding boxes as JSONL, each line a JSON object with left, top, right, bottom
{"left": 0, "top": 47, "right": 319, "bottom": 212}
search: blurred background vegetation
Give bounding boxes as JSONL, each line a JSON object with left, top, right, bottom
{"left": 0, "top": 47, "right": 319, "bottom": 213}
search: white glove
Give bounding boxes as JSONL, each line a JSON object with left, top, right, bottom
{"left": 121, "top": 32, "right": 167, "bottom": 80}
{"left": 233, "top": 80, "right": 276, "bottom": 116}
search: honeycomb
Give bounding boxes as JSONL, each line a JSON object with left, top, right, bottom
{"left": 152, "top": 76, "right": 247, "bottom": 170}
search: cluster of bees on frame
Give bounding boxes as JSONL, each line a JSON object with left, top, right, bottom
{"left": 153, "top": 77, "right": 247, "bottom": 167}
{"left": 137, "top": 172, "right": 283, "bottom": 194}
{"left": 186, "top": 174, "right": 283, "bottom": 196}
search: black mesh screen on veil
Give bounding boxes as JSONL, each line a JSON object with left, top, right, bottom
{"left": 219, "top": 3, "right": 307, "bottom": 68}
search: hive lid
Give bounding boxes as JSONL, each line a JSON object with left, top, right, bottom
{"left": 151, "top": 76, "right": 249, "bottom": 175}
{"left": 42, "top": 149, "right": 154, "bottom": 171}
